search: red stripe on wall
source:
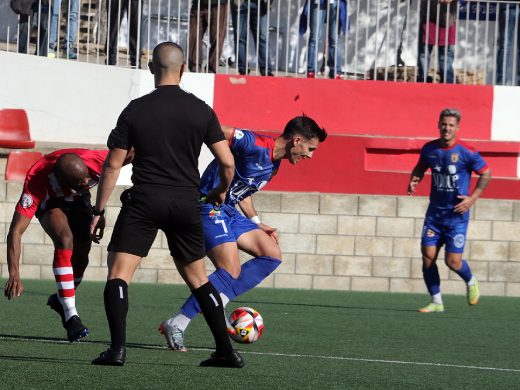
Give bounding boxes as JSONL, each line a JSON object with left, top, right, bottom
{"left": 214, "top": 75, "right": 494, "bottom": 140}
{"left": 260, "top": 134, "right": 519, "bottom": 200}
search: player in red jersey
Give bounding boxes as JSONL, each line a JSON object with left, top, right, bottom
{"left": 3, "top": 148, "right": 125, "bottom": 342}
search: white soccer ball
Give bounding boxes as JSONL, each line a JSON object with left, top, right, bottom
{"left": 228, "top": 307, "right": 264, "bottom": 344}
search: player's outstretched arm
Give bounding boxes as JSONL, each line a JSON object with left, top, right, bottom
{"left": 454, "top": 168, "right": 491, "bottom": 214}
{"left": 407, "top": 160, "right": 428, "bottom": 195}
{"left": 4, "top": 212, "right": 31, "bottom": 299}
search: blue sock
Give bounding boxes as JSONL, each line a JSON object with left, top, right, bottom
{"left": 231, "top": 256, "right": 282, "bottom": 296}
{"left": 180, "top": 256, "right": 281, "bottom": 318}
{"left": 422, "top": 263, "right": 441, "bottom": 296}
{"left": 454, "top": 259, "right": 473, "bottom": 283}
{"left": 180, "top": 268, "right": 235, "bottom": 319}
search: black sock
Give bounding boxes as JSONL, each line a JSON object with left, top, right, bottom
{"left": 104, "top": 278, "right": 128, "bottom": 351}
{"left": 192, "top": 281, "right": 233, "bottom": 356}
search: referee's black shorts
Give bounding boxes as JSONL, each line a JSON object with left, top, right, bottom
{"left": 108, "top": 185, "right": 206, "bottom": 262}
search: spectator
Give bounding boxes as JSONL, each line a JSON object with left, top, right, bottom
{"left": 106, "top": 0, "right": 140, "bottom": 67}
{"left": 236, "top": 0, "right": 274, "bottom": 76}
{"left": 417, "top": 0, "right": 458, "bottom": 83}
{"left": 48, "top": 0, "right": 79, "bottom": 59}
{"left": 299, "top": 0, "right": 348, "bottom": 79}
{"left": 496, "top": 2, "right": 520, "bottom": 86}
{"left": 11, "top": 0, "right": 49, "bottom": 56}
{"left": 189, "top": 0, "right": 228, "bottom": 73}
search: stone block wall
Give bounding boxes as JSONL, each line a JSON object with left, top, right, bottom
{"left": 1, "top": 180, "right": 519, "bottom": 297}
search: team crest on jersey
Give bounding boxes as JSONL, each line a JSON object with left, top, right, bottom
{"left": 209, "top": 209, "right": 221, "bottom": 218}
{"left": 20, "top": 193, "right": 33, "bottom": 208}
{"left": 234, "top": 130, "right": 245, "bottom": 140}
{"left": 451, "top": 153, "right": 459, "bottom": 163}
{"left": 453, "top": 234, "right": 465, "bottom": 249}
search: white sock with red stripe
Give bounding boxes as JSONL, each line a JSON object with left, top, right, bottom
{"left": 52, "top": 248, "right": 78, "bottom": 321}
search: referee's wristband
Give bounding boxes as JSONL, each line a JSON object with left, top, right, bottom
{"left": 92, "top": 208, "right": 105, "bottom": 216}
{"left": 250, "top": 216, "right": 261, "bottom": 224}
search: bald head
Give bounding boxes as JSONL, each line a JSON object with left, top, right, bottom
{"left": 54, "top": 153, "right": 89, "bottom": 191}
{"left": 150, "top": 42, "right": 185, "bottom": 84}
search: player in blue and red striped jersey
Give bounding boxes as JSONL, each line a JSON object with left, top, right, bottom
{"left": 408, "top": 108, "right": 491, "bottom": 313}
{"left": 160, "top": 115, "right": 327, "bottom": 351}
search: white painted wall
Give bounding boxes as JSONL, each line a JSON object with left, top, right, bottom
{"left": 491, "top": 86, "right": 520, "bottom": 142}
{"left": 0, "top": 51, "right": 217, "bottom": 184}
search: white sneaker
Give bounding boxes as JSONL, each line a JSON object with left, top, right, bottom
{"left": 159, "top": 321, "right": 187, "bottom": 352}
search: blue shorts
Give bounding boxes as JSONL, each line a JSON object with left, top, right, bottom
{"left": 421, "top": 218, "right": 469, "bottom": 254}
{"left": 201, "top": 203, "right": 259, "bottom": 252}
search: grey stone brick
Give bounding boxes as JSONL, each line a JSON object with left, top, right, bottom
{"left": 274, "top": 274, "right": 312, "bottom": 289}
{"left": 6, "top": 182, "right": 23, "bottom": 202}
{"left": 475, "top": 199, "right": 513, "bottom": 221}
{"left": 355, "top": 236, "right": 393, "bottom": 256}
{"left": 376, "top": 217, "right": 414, "bottom": 237}
{"left": 313, "top": 275, "right": 350, "bottom": 291}
{"left": 338, "top": 216, "right": 376, "bottom": 236}
{"left": 489, "top": 262, "right": 520, "bottom": 282}
{"left": 397, "top": 196, "right": 428, "bottom": 218}
{"left": 319, "top": 194, "right": 358, "bottom": 215}
{"left": 334, "top": 256, "right": 372, "bottom": 276}
{"left": 252, "top": 192, "right": 282, "bottom": 212}
{"left": 359, "top": 196, "right": 397, "bottom": 217}
{"left": 470, "top": 241, "right": 509, "bottom": 261}
{"left": 281, "top": 193, "right": 319, "bottom": 214}
{"left": 351, "top": 277, "right": 389, "bottom": 292}
{"left": 373, "top": 257, "right": 411, "bottom": 278}
{"left": 295, "top": 254, "right": 333, "bottom": 275}
{"left": 492, "top": 221, "right": 520, "bottom": 241}
{"left": 299, "top": 214, "right": 337, "bottom": 234}
{"left": 262, "top": 213, "right": 299, "bottom": 233}
{"left": 279, "top": 233, "right": 316, "bottom": 254}
{"left": 317, "top": 235, "right": 354, "bottom": 255}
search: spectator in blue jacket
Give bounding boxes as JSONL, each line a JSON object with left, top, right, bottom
{"left": 299, "top": 0, "right": 348, "bottom": 79}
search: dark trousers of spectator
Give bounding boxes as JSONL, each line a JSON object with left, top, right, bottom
{"left": 496, "top": 4, "right": 520, "bottom": 86}
{"left": 417, "top": 24, "right": 455, "bottom": 84}
{"left": 188, "top": 3, "right": 228, "bottom": 73}
{"left": 18, "top": 2, "right": 49, "bottom": 56}
{"left": 106, "top": 0, "right": 140, "bottom": 67}
{"left": 237, "top": 1, "right": 272, "bottom": 76}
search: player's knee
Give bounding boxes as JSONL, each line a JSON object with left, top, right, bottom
{"left": 53, "top": 233, "right": 74, "bottom": 249}
{"left": 227, "top": 263, "right": 241, "bottom": 279}
{"left": 444, "top": 257, "right": 461, "bottom": 271}
{"left": 264, "top": 245, "right": 282, "bottom": 260}
{"left": 422, "top": 256, "right": 436, "bottom": 268}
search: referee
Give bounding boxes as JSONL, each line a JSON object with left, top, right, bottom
{"left": 89, "top": 41, "right": 243, "bottom": 368}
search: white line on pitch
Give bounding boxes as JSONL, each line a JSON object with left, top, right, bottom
{"left": 1, "top": 335, "right": 518, "bottom": 373}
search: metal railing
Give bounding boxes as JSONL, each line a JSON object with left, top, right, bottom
{"left": 1, "top": 0, "right": 518, "bottom": 85}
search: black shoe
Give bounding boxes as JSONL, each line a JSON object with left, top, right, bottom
{"left": 47, "top": 293, "right": 65, "bottom": 325}
{"left": 92, "top": 348, "right": 126, "bottom": 366}
{"left": 199, "top": 350, "right": 245, "bottom": 368}
{"left": 64, "top": 315, "right": 89, "bottom": 343}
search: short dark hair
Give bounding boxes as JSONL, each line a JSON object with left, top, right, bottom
{"left": 439, "top": 108, "right": 461, "bottom": 123}
{"left": 282, "top": 115, "right": 327, "bottom": 142}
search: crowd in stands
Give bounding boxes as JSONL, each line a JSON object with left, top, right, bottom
{"left": 7, "top": 0, "right": 520, "bottom": 85}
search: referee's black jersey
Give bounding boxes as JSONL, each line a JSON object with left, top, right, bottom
{"left": 107, "top": 85, "right": 225, "bottom": 190}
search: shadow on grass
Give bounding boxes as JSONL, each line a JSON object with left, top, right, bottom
{"left": 0, "top": 333, "right": 214, "bottom": 353}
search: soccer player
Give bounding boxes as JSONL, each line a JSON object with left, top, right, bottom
{"left": 160, "top": 115, "right": 327, "bottom": 351}
{"left": 4, "top": 149, "right": 109, "bottom": 342}
{"left": 407, "top": 108, "right": 491, "bottom": 313}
